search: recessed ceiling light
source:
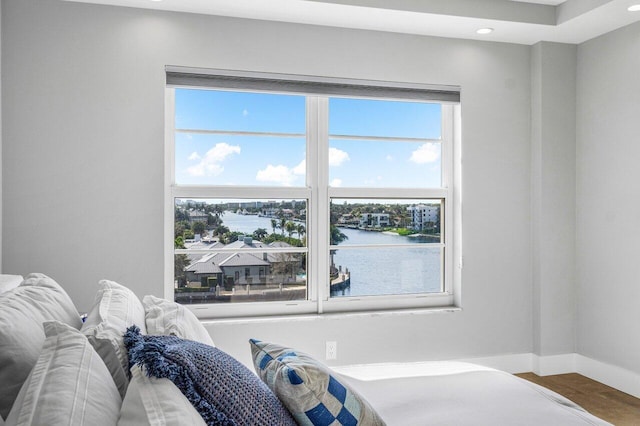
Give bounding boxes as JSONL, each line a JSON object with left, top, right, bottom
{"left": 628, "top": 4, "right": 640, "bottom": 11}
{"left": 476, "top": 28, "right": 494, "bottom": 35}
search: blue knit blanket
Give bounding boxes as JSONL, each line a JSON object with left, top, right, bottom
{"left": 124, "top": 326, "right": 296, "bottom": 426}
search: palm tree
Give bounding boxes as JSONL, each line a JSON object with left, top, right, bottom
{"left": 296, "top": 223, "right": 306, "bottom": 239}
{"left": 330, "top": 225, "right": 348, "bottom": 245}
{"left": 214, "top": 224, "right": 229, "bottom": 237}
{"left": 192, "top": 221, "right": 206, "bottom": 238}
{"left": 270, "top": 219, "right": 277, "bottom": 235}
{"left": 279, "top": 217, "right": 287, "bottom": 236}
{"left": 328, "top": 225, "right": 347, "bottom": 276}
{"left": 173, "top": 234, "right": 189, "bottom": 287}
{"left": 285, "top": 221, "right": 296, "bottom": 238}
{"left": 174, "top": 254, "right": 189, "bottom": 288}
{"left": 204, "top": 203, "right": 225, "bottom": 220}
{"left": 253, "top": 228, "right": 268, "bottom": 241}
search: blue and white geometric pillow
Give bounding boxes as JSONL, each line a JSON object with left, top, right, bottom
{"left": 249, "top": 339, "right": 386, "bottom": 426}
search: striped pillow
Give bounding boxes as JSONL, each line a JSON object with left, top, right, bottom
{"left": 142, "top": 295, "right": 214, "bottom": 346}
{"left": 81, "top": 279, "right": 147, "bottom": 398}
{"left": 4, "top": 321, "right": 121, "bottom": 426}
{"left": 118, "top": 364, "right": 207, "bottom": 426}
{"left": 250, "top": 339, "right": 386, "bottom": 426}
{"left": 0, "top": 273, "right": 83, "bottom": 419}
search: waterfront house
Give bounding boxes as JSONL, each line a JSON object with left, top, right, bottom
{"left": 184, "top": 237, "right": 298, "bottom": 288}
{"left": 338, "top": 214, "right": 359, "bottom": 227}
{"left": 359, "top": 213, "right": 390, "bottom": 229}
{"left": 184, "top": 253, "right": 224, "bottom": 287}
{"left": 187, "top": 210, "right": 208, "bottom": 224}
{"left": 407, "top": 204, "right": 440, "bottom": 231}
{"left": 216, "top": 252, "right": 270, "bottom": 287}
{"left": 184, "top": 241, "right": 225, "bottom": 262}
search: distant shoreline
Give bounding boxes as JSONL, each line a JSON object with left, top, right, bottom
{"left": 382, "top": 230, "right": 440, "bottom": 239}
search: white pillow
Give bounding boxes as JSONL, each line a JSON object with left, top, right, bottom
{"left": 81, "top": 279, "right": 147, "bottom": 398}
{"left": 143, "top": 295, "right": 214, "bottom": 346}
{"left": 4, "top": 321, "right": 121, "bottom": 426}
{"left": 118, "top": 365, "right": 206, "bottom": 426}
{"left": 0, "top": 273, "right": 82, "bottom": 419}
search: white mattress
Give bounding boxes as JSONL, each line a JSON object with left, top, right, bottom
{"left": 333, "top": 362, "right": 611, "bottom": 426}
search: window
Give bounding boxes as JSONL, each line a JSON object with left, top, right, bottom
{"left": 165, "top": 68, "right": 460, "bottom": 318}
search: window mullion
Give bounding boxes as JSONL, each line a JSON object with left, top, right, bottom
{"left": 165, "top": 88, "right": 176, "bottom": 298}
{"left": 328, "top": 187, "right": 448, "bottom": 199}
{"left": 172, "top": 185, "right": 311, "bottom": 200}
{"left": 442, "top": 105, "right": 454, "bottom": 295}
{"left": 441, "top": 105, "right": 453, "bottom": 190}
{"left": 312, "top": 97, "right": 330, "bottom": 313}
{"left": 306, "top": 97, "right": 318, "bottom": 307}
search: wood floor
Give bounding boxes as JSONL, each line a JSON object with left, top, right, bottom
{"left": 516, "top": 373, "right": 640, "bottom": 425}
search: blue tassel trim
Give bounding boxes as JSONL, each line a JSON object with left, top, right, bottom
{"left": 124, "top": 325, "right": 236, "bottom": 426}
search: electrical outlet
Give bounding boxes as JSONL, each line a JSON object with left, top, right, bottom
{"left": 326, "top": 341, "right": 337, "bottom": 360}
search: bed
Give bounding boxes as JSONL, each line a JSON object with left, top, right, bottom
{"left": 0, "top": 273, "right": 611, "bottom": 426}
{"left": 334, "top": 362, "right": 610, "bottom": 425}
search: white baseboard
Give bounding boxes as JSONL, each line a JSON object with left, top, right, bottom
{"left": 458, "top": 352, "right": 640, "bottom": 399}
{"left": 532, "top": 353, "right": 577, "bottom": 376}
{"left": 460, "top": 353, "right": 534, "bottom": 374}
{"left": 576, "top": 355, "right": 640, "bottom": 399}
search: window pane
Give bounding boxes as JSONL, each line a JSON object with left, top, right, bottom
{"left": 330, "top": 199, "right": 442, "bottom": 245}
{"left": 175, "top": 198, "right": 307, "bottom": 247}
{"left": 174, "top": 198, "right": 308, "bottom": 305}
{"left": 329, "top": 139, "right": 441, "bottom": 188}
{"left": 175, "top": 89, "right": 306, "bottom": 134}
{"left": 330, "top": 247, "right": 442, "bottom": 297}
{"left": 175, "top": 252, "right": 307, "bottom": 304}
{"left": 329, "top": 199, "right": 443, "bottom": 298}
{"left": 329, "top": 98, "right": 441, "bottom": 139}
{"left": 175, "top": 134, "right": 306, "bottom": 186}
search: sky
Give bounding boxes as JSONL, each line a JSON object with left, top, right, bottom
{"left": 174, "top": 89, "right": 443, "bottom": 188}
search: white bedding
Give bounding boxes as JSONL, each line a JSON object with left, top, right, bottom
{"left": 0, "top": 275, "right": 22, "bottom": 294}
{"left": 334, "top": 362, "right": 611, "bottom": 426}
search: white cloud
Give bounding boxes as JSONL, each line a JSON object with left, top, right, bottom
{"left": 409, "top": 143, "right": 440, "bottom": 164}
{"left": 330, "top": 178, "right": 342, "bottom": 187}
{"left": 386, "top": 154, "right": 394, "bottom": 161}
{"left": 187, "top": 163, "right": 222, "bottom": 177}
{"left": 206, "top": 143, "right": 241, "bottom": 162}
{"left": 256, "top": 158, "right": 306, "bottom": 186}
{"left": 292, "top": 159, "right": 306, "bottom": 176}
{"left": 243, "top": 109, "right": 249, "bottom": 117}
{"left": 188, "top": 152, "right": 201, "bottom": 161}
{"left": 256, "top": 164, "right": 298, "bottom": 186}
{"left": 329, "top": 147, "right": 350, "bottom": 167}
{"left": 186, "top": 143, "right": 241, "bottom": 177}
{"left": 363, "top": 176, "right": 383, "bottom": 185}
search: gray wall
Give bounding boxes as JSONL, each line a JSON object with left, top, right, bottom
{"left": 0, "top": 0, "right": 2, "bottom": 272}
{"left": 530, "top": 42, "right": 577, "bottom": 357}
{"left": 2, "top": 0, "right": 532, "bottom": 366}
{"left": 576, "top": 22, "right": 640, "bottom": 375}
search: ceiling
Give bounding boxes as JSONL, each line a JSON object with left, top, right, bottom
{"left": 61, "top": 0, "right": 640, "bottom": 45}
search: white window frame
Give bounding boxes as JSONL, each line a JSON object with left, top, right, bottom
{"left": 164, "top": 68, "right": 461, "bottom": 319}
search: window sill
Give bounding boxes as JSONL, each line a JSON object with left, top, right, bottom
{"left": 199, "top": 305, "right": 462, "bottom": 326}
